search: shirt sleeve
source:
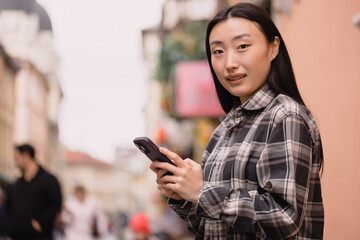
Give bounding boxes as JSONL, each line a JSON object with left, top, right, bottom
{"left": 195, "top": 114, "right": 314, "bottom": 239}
{"left": 168, "top": 198, "right": 201, "bottom": 234}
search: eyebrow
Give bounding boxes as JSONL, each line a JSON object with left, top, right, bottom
{"left": 233, "top": 33, "right": 251, "bottom": 41}
{"left": 210, "top": 33, "right": 251, "bottom": 46}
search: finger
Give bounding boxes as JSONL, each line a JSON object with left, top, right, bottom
{"left": 158, "top": 174, "right": 176, "bottom": 184}
{"left": 150, "top": 161, "right": 172, "bottom": 177}
{"left": 184, "top": 158, "right": 196, "bottom": 167}
{"left": 160, "top": 182, "right": 177, "bottom": 194}
{"left": 156, "top": 169, "right": 170, "bottom": 181}
{"left": 158, "top": 182, "right": 174, "bottom": 194}
{"left": 152, "top": 160, "right": 179, "bottom": 175}
{"left": 158, "top": 186, "right": 182, "bottom": 200}
{"left": 159, "top": 147, "right": 187, "bottom": 168}
{"left": 149, "top": 161, "right": 159, "bottom": 172}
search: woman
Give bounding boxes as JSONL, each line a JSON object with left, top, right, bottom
{"left": 150, "top": 3, "right": 324, "bottom": 239}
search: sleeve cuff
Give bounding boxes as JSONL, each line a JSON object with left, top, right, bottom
{"left": 168, "top": 198, "right": 196, "bottom": 217}
{"left": 168, "top": 198, "right": 186, "bottom": 205}
{"left": 195, "top": 181, "right": 228, "bottom": 219}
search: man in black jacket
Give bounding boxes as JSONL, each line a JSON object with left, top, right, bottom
{"left": 5, "top": 144, "right": 62, "bottom": 240}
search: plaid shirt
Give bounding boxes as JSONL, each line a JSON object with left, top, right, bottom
{"left": 169, "top": 83, "right": 324, "bottom": 239}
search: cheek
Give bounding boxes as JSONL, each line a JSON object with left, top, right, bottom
{"left": 14, "top": 158, "right": 22, "bottom": 167}
{"left": 211, "top": 58, "right": 224, "bottom": 80}
{"left": 247, "top": 51, "right": 272, "bottom": 78}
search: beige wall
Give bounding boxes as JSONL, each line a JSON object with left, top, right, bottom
{"left": 0, "top": 52, "right": 16, "bottom": 179}
{"left": 14, "top": 62, "right": 50, "bottom": 166}
{"left": 275, "top": 0, "right": 360, "bottom": 238}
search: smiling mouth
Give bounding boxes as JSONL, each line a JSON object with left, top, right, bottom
{"left": 226, "top": 74, "right": 247, "bottom": 81}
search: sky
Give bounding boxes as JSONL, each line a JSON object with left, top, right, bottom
{"left": 38, "top": 0, "right": 165, "bottom": 162}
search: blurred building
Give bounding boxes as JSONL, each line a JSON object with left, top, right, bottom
{"left": 142, "top": 0, "right": 221, "bottom": 163}
{"left": 0, "top": 0, "right": 63, "bottom": 178}
{"left": 14, "top": 60, "right": 50, "bottom": 165}
{"left": 0, "top": 45, "right": 18, "bottom": 183}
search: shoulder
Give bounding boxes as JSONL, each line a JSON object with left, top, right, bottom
{"left": 83, "top": 196, "right": 102, "bottom": 210}
{"left": 87, "top": 195, "right": 100, "bottom": 205}
{"left": 266, "top": 94, "right": 321, "bottom": 140}
{"left": 8, "top": 178, "right": 22, "bottom": 193}
{"left": 39, "top": 167, "right": 61, "bottom": 186}
{"left": 13, "top": 177, "right": 22, "bottom": 185}
{"left": 267, "top": 94, "right": 306, "bottom": 120}
{"left": 266, "top": 94, "right": 313, "bottom": 123}
{"left": 65, "top": 197, "right": 77, "bottom": 206}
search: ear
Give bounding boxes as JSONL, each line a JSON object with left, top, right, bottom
{"left": 270, "top": 36, "right": 280, "bottom": 60}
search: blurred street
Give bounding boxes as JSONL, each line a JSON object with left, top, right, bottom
{"left": 0, "top": 0, "right": 360, "bottom": 239}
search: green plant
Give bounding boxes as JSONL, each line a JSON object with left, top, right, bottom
{"left": 155, "top": 20, "right": 207, "bottom": 83}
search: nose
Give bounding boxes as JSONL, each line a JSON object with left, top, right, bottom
{"left": 225, "top": 51, "right": 239, "bottom": 71}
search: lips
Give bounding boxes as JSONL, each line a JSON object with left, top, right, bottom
{"left": 226, "top": 74, "right": 247, "bottom": 81}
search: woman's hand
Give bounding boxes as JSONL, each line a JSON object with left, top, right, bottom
{"left": 150, "top": 162, "right": 183, "bottom": 201}
{"left": 149, "top": 147, "right": 203, "bottom": 204}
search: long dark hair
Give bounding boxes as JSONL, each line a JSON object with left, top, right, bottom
{"left": 206, "top": 3, "right": 305, "bottom": 113}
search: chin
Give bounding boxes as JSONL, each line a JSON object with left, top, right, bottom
{"left": 229, "top": 91, "right": 247, "bottom": 99}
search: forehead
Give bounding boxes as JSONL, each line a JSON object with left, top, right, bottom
{"left": 209, "top": 17, "right": 265, "bottom": 42}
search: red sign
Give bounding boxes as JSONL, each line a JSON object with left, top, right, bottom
{"left": 175, "top": 61, "right": 225, "bottom": 117}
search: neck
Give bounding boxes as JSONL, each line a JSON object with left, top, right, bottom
{"left": 23, "top": 161, "right": 39, "bottom": 182}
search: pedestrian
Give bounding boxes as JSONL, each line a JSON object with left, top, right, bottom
{"left": 129, "top": 212, "right": 151, "bottom": 240}
{"left": 5, "top": 143, "right": 62, "bottom": 240}
{"left": 150, "top": 2, "right": 324, "bottom": 240}
{"left": 61, "top": 185, "right": 108, "bottom": 240}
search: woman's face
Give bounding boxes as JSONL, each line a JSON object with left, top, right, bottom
{"left": 209, "top": 17, "right": 279, "bottom": 103}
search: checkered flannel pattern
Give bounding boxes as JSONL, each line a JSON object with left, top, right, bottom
{"left": 169, "top": 83, "right": 324, "bottom": 239}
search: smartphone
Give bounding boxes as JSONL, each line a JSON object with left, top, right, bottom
{"left": 133, "top": 137, "right": 175, "bottom": 166}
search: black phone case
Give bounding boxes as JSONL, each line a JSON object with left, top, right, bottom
{"left": 133, "top": 137, "right": 175, "bottom": 166}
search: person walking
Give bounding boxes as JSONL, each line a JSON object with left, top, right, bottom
{"left": 61, "top": 185, "right": 108, "bottom": 240}
{"left": 129, "top": 212, "right": 152, "bottom": 240}
{"left": 150, "top": 2, "right": 324, "bottom": 239}
{"left": 5, "top": 143, "right": 62, "bottom": 240}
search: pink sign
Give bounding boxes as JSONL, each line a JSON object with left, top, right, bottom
{"left": 175, "top": 61, "right": 225, "bottom": 117}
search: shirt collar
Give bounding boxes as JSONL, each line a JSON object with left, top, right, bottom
{"left": 219, "top": 83, "right": 277, "bottom": 125}
{"left": 240, "top": 82, "right": 276, "bottom": 111}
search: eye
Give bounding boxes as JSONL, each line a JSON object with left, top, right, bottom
{"left": 213, "top": 49, "right": 224, "bottom": 55}
{"left": 238, "top": 44, "right": 249, "bottom": 50}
